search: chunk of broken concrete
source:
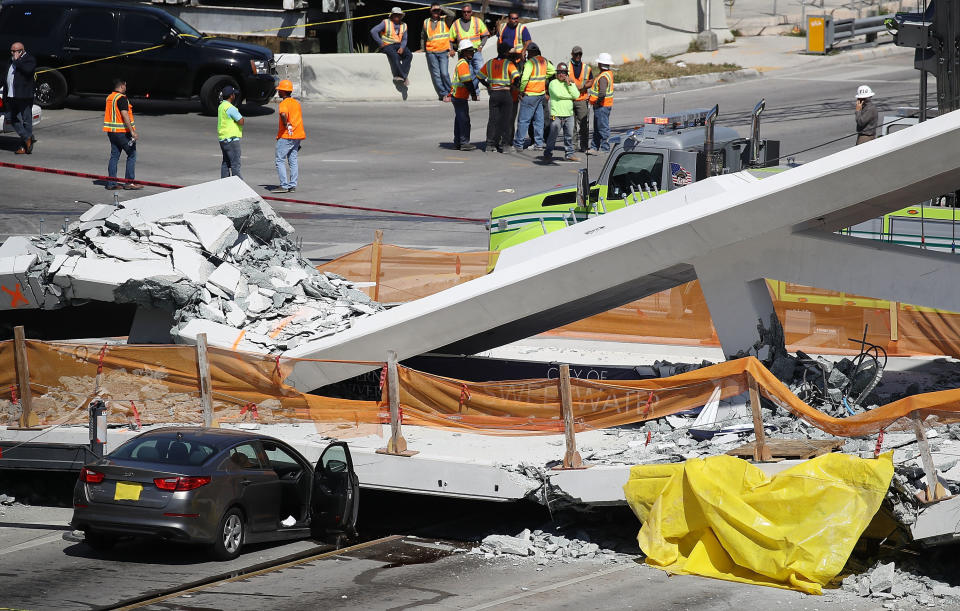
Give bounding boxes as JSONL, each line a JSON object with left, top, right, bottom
{"left": 207, "top": 262, "right": 242, "bottom": 297}
{"left": 481, "top": 534, "right": 534, "bottom": 556}
{"left": 183, "top": 212, "right": 239, "bottom": 255}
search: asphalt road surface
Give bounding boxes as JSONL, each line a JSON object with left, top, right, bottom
{"left": 0, "top": 54, "right": 924, "bottom": 262}
{"left": 0, "top": 505, "right": 886, "bottom": 611}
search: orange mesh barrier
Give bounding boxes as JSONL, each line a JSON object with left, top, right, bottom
{"left": 397, "top": 357, "right": 960, "bottom": 437}
{"left": 318, "top": 243, "right": 960, "bottom": 358}
{"left": 319, "top": 242, "right": 498, "bottom": 303}
{"left": 0, "top": 338, "right": 957, "bottom": 438}
{"left": 2, "top": 341, "right": 370, "bottom": 428}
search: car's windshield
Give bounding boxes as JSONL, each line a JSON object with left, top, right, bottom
{"left": 111, "top": 435, "right": 218, "bottom": 466}
{"left": 169, "top": 14, "right": 201, "bottom": 39}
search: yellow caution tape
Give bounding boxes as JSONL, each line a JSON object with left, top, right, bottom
{"left": 36, "top": 0, "right": 472, "bottom": 77}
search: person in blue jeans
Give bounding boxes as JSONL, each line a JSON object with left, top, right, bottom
{"left": 421, "top": 4, "right": 453, "bottom": 100}
{"left": 588, "top": 53, "right": 614, "bottom": 153}
{"left": 103, "top": 78, "right": 142, "bottom": 190}
{"left": 217, "top": 85, "right": 244, "bottom": 178}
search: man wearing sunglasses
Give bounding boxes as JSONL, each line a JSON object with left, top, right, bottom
{"left": 496, "top": 11, "right": 531, "bottom": 58}
{"left": 448, "top": 4, "right": 489, "bottom": 95}
{"left": 4, "top": 42, "right": 36, "bottom": 154}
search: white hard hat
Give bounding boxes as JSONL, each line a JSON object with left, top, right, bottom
{"left": 391, "top": 6, "right": 403, "bottom": 14}
{"left": 596, "top": 52, "right": 613, "bottom": 66}
{"left": 458, "top": 39, "right": 474, "bottom": 52}
{"left": 856, "top": 85, "right": 874, "bottom": 98}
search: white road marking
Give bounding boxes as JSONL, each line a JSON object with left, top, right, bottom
{"left": 769, "top": 77, "right": 914, "bottom": 83}
{"left": 0, "top": 531, "right": 66, "bottom": 556}
{"left": 431, "top": 161, "right": 464, "bottom": 164}
{"left": 460, "top": 563, "right": 635, "bottom": 610}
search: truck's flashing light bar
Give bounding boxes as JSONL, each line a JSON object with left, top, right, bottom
{"left": 642, "top": 109, "right": 712, "bottom": 131}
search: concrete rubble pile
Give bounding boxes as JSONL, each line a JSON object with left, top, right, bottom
{"left": 470, "top": 529, "right": 631, "bottom": 565}
{"left": 837, "top": 561, "right": 960, "bottom": 606}
{"left": 1, "top": 178, "right": 385, "bottom": 352}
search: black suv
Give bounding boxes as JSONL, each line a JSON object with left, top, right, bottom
{"left": 0, "top": 0, "right": 278, "bottom": 114}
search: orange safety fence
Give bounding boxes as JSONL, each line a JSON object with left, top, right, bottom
{"left": 1, "top": 338, "right": 958, "bottom": 439}
{"left": 318, "top": 242, "right": 960, "bottom": 358}
{"left": 395, "top": 358, "right": 960, "bottom": 437}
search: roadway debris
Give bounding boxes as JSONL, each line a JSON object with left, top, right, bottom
{"left": 836, "top": 560, "right": 960, "bottom": 605}
{"left": 2, "top": 179, "right": 385, "bottom": 352}
{"left": 471, "top": 529, "right": 630, "bottom": 564}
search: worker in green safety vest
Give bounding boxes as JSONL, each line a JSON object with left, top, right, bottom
{"left": 217, "top": 85, "right": 245, "bottom": 179}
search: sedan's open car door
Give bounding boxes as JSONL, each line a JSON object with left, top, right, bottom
{"left": 311, "top": 442, "right": 359, "bottom": 539}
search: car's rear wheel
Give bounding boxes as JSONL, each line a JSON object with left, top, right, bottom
{"left": 34, "top": 68, "right": 68, "bottom": 109}
{"left": 211, "top": 507, "right": 244, "bottom": 560}
{"left": 199, "top": 74, "right": 241, "bottom": 116}
{"left": 83, "top": 530, "right": 117, "bottom": 551}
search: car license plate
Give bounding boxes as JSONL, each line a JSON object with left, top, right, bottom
{"left": 115, "top": 481, "right": 142, "bottom": 501}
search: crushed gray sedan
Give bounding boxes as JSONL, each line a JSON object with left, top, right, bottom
{"left": 71, "top": 427, "right": 359, "bottom": 560}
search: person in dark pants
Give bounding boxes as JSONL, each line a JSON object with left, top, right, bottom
{"left": 4, "top": 41, "right": 36, "bottom": 154}
{"left": 445, "top": 40, "right": 478, "bottom": 150}
{"left": 103, "top": 78, "right": 142, "bottom": 190}
{"left": 217, "top": 85, "right": 244, "bottom": 178}
{"left": 370, "top": 7, "right": 412, "bottom": 86}
{"left": 855, "top": 84, "right": 878, "bottom": 145}
{"left": 479, "top": 43, "right": 520, "bottom": 153}
{"left": 569, "top": 46, "right": 593, "bottom": 153}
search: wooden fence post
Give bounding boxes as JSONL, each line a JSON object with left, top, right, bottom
{"left": 555, "top": 364, "right": 586, "bottom": 469}
{"left": 370, "top": 229, "right": 383, "bottom": 302}
{"left": 196, "top": 333, "right": 214, "bottom": 428}
{"left": 889, "top": 301, "right": 899, "bottom": 342}
{"left": 912, "top": 412, "right": 947, "bottom": 502}
{"left": 377, "top": 350, "right": 417, "bottom": 457}
{"left": 748, "top": 374, "right": 773, "bottom": 462}
{"left": 13, "top": 325, "right": 35, "bottom": 429}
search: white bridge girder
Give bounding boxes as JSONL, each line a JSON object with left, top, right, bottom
{"left": 269, "top": 110, "right": 960, "bottom": 391}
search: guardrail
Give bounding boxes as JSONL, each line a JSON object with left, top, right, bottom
{"left": 806, "top": 13, "right": 891, "bottom": 53}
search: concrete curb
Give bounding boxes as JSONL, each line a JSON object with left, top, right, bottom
{"left": 798, "top": 42, "right": 912, "bottom": 68}
{"left": 615, "top": 68, "right": 761, "bottom": 94}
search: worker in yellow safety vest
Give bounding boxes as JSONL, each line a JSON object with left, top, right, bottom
{"left": 569, "top": 45, "right": 593, "bottom": 153}
{"left": 421, "top": 3, "right": 453, "bottom": 100}
{"left": 512, "top": 43, "right": 554, "bottom": 152}
{"left": 496, "top": 10, "right": 531, "bottom": 57}
{"left": 370, "top": 7, "right": 412, "bottom": 86}
{"left": 588, "top": 52, "right": 614, "bottom": 154}
{"left": 448, "top": 4, "right": 489, "bottom": 94}
{"left": 103, "top": 78, "right": 142, "bottom": 190}
{"left": 217, "top": 84, "right": 244, "bottom": 178}
{"left": 445, "top": 39, "right": 479, "bottom": 151}
{"left": 479, "top": 42, "right": 520, "bottom": 153}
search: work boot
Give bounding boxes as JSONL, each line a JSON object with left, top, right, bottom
{"left": 123, "top": 183, "right": 143, "bottom": 190}
{"left": 26, "top": 136, "right": 35, "bottom": 154}
{"left": 564, "top": 156, "right": 581, "bottom": 162}
{"left": 14, "top": 147, "right": 26, "bottom": 154}
{"left": 459, "top": 143, "right": 476, "bottom": 151}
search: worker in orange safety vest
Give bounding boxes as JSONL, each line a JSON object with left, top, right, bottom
{"left": 103, "top": 78, "right": 142, "bottom": 190}
{"left": 588, "top": 52, "right": 614, "bottom": 153}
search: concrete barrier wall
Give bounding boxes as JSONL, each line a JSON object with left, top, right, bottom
{"left": 298, "top": 2, "right": 730, "bottom": 102}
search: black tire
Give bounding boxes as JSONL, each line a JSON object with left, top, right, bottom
{"left": 211, "top": 507, "right": 244, "bottom": 560}
{"left": 199, "top": 74, "right": 240, "bottom": 116}
{"left": 34, "top": 68, "right": 68, "bottom": 109}
{"left": 83, "top": 530, "right": 117, "bottom": 551}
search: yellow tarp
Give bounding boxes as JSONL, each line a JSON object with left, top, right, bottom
{"left": 623, "top": 452, "right": 894, "bottom": 595}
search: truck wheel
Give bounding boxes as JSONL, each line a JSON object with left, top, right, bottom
{"left": 34, "top": 68, "right": 67, "bottom": 109}
{"left": 211, "top": 507, "right": 244, "bottom": 560}
{"left": 200, "top": 75, "right": 240, "bottom": 116}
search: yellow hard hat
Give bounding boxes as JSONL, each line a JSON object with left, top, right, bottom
{"left": 277, "top": 79, "right": 294, "bottom": 92}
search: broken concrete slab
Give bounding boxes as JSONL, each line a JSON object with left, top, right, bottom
{"left": 182, "top": 212, "right": 238, "bottom": 255}
{"left": 207, "top": 262, "right": 242, "bottom": 298}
